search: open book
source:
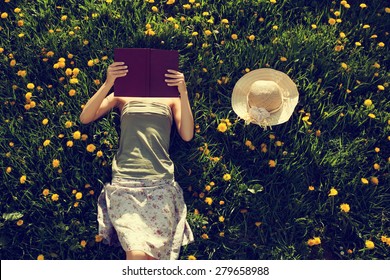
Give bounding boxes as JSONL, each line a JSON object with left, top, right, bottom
{"left": 114, "top": 48, "right": 179, "bottom": 97}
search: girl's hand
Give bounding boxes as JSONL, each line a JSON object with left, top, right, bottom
{"left": 106, "top": 62, "right": 128, "bottom": 85}
{"left": 165, "top": 70, "right": 187, "bottom": 96}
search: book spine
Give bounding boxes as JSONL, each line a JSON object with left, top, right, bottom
{"left": 147, "top": 48, "right": 151, "bottom": 97}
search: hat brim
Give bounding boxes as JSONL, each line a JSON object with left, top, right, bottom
{"left": 232, "top": 68, "right": 299, "bottom": 126}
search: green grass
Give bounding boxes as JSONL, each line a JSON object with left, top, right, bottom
{"left": 0, "top": 0, "right": 389, "bottom": 260}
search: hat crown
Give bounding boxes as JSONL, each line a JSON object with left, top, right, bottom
{"left": 247, "top": 81, "right": 282, "bottom": 113}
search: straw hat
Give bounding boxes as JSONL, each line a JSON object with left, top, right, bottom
{"left": 232, "top": 68, "right": 299, "bottom": 129}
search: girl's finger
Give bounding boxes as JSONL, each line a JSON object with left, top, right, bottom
{"left": 110, "top": 65, "right": 128, "bottom": 71}
{"left": 166, "top": 82, "right": 183, "bottom": 86}
{"left": 164, "top": 73, "right": 182, "bottom": 78}
{"left": 112, "top": 61, "right": 125, "bottom": 66}
{"left": 112, "top": 71, "right": 128, "bottom": 76}
{"left": 167, "top": 69, "right": 182, "bottom": 74}
{"left": 165, "top": 78, "right": 183, "bottom": 83}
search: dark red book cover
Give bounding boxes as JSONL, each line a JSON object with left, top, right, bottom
{"left": 114, "top": 48, "right": 179, "bottom": 97}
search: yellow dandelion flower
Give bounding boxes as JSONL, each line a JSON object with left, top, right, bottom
{"left": 311, "top": 24, "right": 317, "bottom": 29}
{"left": 248, "top": 34, "right": 255, "bottom": 41}
{"left": 365, "top": 240, "right": 375, "bottom": 250}
{"left": 221, "top": 19, "right": 229, "bottom": 24}
{"left": 86, "top": 144, "right": 96, "bottom": 153}
{"left": 370, "top": 177, "right": 379, "bottom": 185}
{"left": 361, "top": 178, "right": 369, "bottom": 184}
{"left": 385, "top": 7, "right": 390, "bottom": 13}
{"left": 363, "top": 99, "right": 372, "bottom": 107}
{"left": 80, "top": 240, "right": 87, "bottom": 248}
{"left": 368, "top": 113, "right": 376, "bottom": 119}
{"left": 6, "top": 167, "right": 12, "bottom": 173}
{"left": 75, "top": 192, "right": 82, "bottom": 200}
{"left": 378, "top": 42, "right": 385, "bottom": 47}
{"left": 68, "top": 89, "right": 76, "bottom": 96}
{"left": 20, "top": 175, "right": 27, "bottom": 184}
{"left": 341, "top": 62, "right": 348, "bottom": 70}
{"left": 280, "top": 56, "right": 287, "bottom": 62}
{"left": 359, "top": 3, "right": 367, "bottom": 9}
{"left": 373, "top": 163, "right": 380, "bottom": 170}
{"left": 66, "top": 140, "right": 73, "bottom": 147}
{"left": 268, "top": 160, "right": 276, "bottom": 168}
{"left": 340, "top": 203, "right": 350, "bottom": 213}
{"left": 255, "top": 222, "right": 262, "bottom": 227}
{"left": 362, "top": 24, "right": 370, "bottom": 29}
{"left": 204, "top": 197, "right": 213, "bottom": 205}
{"left": 339, "top": 32, "right": 346, "bottom": 38}
{"left": 95, "top": 235, "right": 103, "bottom": 243}
{"left": 188, "top": 255, "right": 196, "bottom": 260}
{"left": 73, "top": 131, "right": 81, "bottom": 140}
{"left": 223, "top": 173, "right": 231, "bottom": 181}
{"left": 219, "top": 216, "right": 225, "bottom": 222}
{"left": 42, "top": 189, "right": 50, "bottom": 196}
{"left": 96, "top": 150, "right": 103, "bottom": 157}
{"left": 65, "top": 121, "right": 73, "bottom": 128}
{"left": 231, "top": 34, "right": 238, "bottom": 40}
{"left": 1, "top": 12, "right": 8, "bottom": 19}
{"left": 65, "top": 68, "right": 73, "bottom": 76}
{"left": 201, "top": 233, "right": 209, "bottom": 239}
{"left": 377, "top": 85, "right": 385, "bottom": 91}
{"left": 81, "top": 134, "right": 88, "bottom": 141}
{"left": 51, "top": 194, "right": 59, "bottom": 201}
{"left": 69, "top": 78, "right": 78, "bottom": 84}
{"left": 355, "top": 42, "right": 362, "bottom": 47}
{"left": 308, "top": 186, "right": 315, "bottom": 191}
{"left": 328, "top": 187, "right": 338, "bottom": 196}
{"left": 37, "top": 254, "right": 44, "bottom": 260}
{"left": 16, "top": 219, "right": 24, "bottom": 226}
{"left": 43, "top": 139, "right": 51, "bottom": 147}
{"left": 204, "top": 30, "right": 212, "bottom": 36}
{"left": 72, "top": 68, "right": 80, "bottom": 76}
{"left": 27, "top": 83, "right": 35, "bottom": 90}
{"left": 145, "top": 29, "right": 155, "bottom": 36}
{"left": 52, "top": 159, "right": 60, "bottom": 168}
{"left": 217, "top": 122, "right": 228, "bottom": 133}
{"left": 307, "top": 237, "right": 321, "bottom": 246}
{"left": 328, "top": 18, "right": 336, "bottom": 25}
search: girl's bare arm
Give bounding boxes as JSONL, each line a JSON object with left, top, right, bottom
{"left": 79, "top": 62, "right": 128, "bottom": 124}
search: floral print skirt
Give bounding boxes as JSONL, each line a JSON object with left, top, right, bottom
{"left": 97, "top": 177, "right": 194, "bottom": 260}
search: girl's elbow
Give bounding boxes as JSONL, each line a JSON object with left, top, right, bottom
{"left": 79, "top": 114, "right": 91, "bottom": 125}
{"left": 181, "top": 132, "right": 194, "bottom": 142}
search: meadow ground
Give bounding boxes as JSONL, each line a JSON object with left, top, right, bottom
{"left": 0, "top": 0, "right": 389, "bottom": 260}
